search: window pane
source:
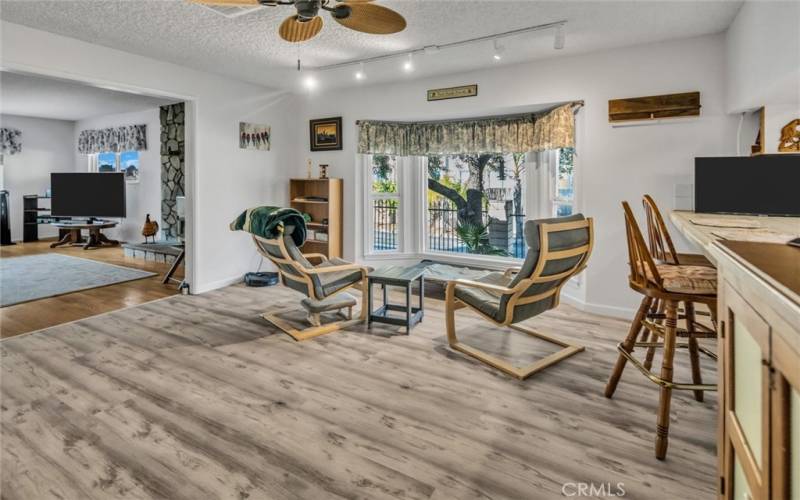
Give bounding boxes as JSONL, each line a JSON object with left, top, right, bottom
{"left": 427, "top": 154, "right": 525, "bottom": 258}
{"left": 121, "top": 151, "right": 140, "bottom": 182}
{"left": 97, "top": 152, "right": 116, "bottom": 172}
{"left": 372, "top": 199, "right": 399, "bottom": 251}
{"left": 554, "top": 147, "right": 575, "bottom": 216}
{"left": 371, "top": 155, "right": 397, "bottom": 193}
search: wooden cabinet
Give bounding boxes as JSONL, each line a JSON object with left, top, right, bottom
{"left": 715, "top": 241, "right": 800, "bottom": 500}
{"left": 289, "top": 178, "right": 342, "bottom": 259}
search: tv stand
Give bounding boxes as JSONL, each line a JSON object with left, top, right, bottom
{"left": 50, "top": 220, "right": 119, "bottom": 250}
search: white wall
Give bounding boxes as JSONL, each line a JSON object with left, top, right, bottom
{"left": 2, "top": 21, "right": 299, "bottom": 293}
{"left": 73, "top": 108, "right": 161, "bottom": 243}
{"left": 294, "top": 34, "right": 737, "bottom": 316}
{"left": 725, "top": 1, "right": 800, "bottom": 153}
{"left": 0, "top": 114, "right": 76, "bottom": 241}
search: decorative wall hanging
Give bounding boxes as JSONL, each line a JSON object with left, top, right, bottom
{"left": 310, "top": 117, "right": 342, "bottom": 151}
{"left": 239, "top": 122, "right": 271, "bottom": 151}
{"left": 427, "top": 84, "right": 478, "bottom": 102}
{"left": 1, "top": 128, "right": 22, "bottom": 156}
{"left": 608, "top": 92, "right": 701, "bottom": 122}
{"left": 778, "top": 118, "right": 800, "bottom": 152}
{"left": 357, "top": 102, "right": 579, "bottom": 155}
{"left": 77, "top": 124, "right": 147, "bottom": 154}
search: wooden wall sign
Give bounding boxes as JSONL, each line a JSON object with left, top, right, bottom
{"left": 608, "top": 92, "right": 701, "bottom": 122}
{"left": 427, "top": 85, "right": 478, "bottom": 102}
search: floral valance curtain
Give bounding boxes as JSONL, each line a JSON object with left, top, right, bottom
{"left": 1, "top": 127, "right": 22, "bottom": 155}
{"left": 77, "top": 124, "right": 147, "bottom": 154}
{"left": 357, "top": 103, "right": 577, "bottom": 156}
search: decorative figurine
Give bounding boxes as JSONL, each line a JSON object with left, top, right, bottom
{"left": 319, "top": 164, "right": 329, "bottom": 179}
{"left": 141, "top": 214, "right": 159, "bottom": 243}
{"left": 307, "top": 159, "right": 312, "bottom": 179}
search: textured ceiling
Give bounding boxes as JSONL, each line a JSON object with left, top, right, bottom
{"left": 0, "top": 71, "right": 178, "bottom": 120}
{"left": 0, "top": 1, "right": 743, "bottom": 91}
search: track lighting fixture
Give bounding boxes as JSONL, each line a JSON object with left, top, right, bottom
{"left": 403, "top": 53, "right": 414, "bottom": 72}
{"left": 554, "top": 24, "right": 565, "bottom": 50}
{"left": 493, "top": 39, "right": 505, "bottom": 61}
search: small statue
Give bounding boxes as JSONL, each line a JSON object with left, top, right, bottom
{"left": 142, "top": 214, "right": 159, "bottom": 243}
{"left": 319, "top": 164, "right": 329, "bottom": 179}
{"left": 778, "top": 119, "right": 800, "bottom": 152}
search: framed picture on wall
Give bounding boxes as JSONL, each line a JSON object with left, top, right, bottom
{"left": 239, "top": 122, "right": 271, "bottom": 151}
{"left": 309, "top": 117, "right": 342, "bottom": 151}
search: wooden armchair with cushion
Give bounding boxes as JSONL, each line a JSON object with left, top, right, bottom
{"left": 445, "top": 214, "right": 594, "bottom": 380}
{"left": 253, "top": 224, "right": 369, "bottom": 341}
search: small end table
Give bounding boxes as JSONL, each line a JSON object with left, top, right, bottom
{"left": 367, "top": 264, "right": 426, "bottom": 334}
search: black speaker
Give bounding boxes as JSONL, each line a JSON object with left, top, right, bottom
{"left": 0, "top": 190, "right": 14, "bottom": 246}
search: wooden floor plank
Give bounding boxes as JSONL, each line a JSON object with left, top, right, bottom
{"left": 1, "top": 283, "right": 719, "bottom": 499}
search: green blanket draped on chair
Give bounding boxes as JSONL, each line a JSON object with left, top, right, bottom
{"left": 229, "top": 206, "right": 309, "bottom": 246}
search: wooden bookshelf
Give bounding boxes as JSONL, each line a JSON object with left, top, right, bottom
{"left": 289, "top": 178, "right": 342, "bottom": 259}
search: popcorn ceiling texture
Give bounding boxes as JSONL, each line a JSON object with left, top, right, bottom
{"left": 0, "top": 0, "right": 741, "bottom": 90}
{"left": 160, "top": 102, "right": 185, "bottom": 238}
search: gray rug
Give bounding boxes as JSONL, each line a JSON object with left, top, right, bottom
{"left": 0, "top": 253, "right": 156, "bottom": 307}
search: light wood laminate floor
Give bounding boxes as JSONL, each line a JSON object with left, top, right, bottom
{"left": 1, "top": 284, "right": 718, "bottom": 499}
{"left": 0, "top": 240, "right": 181, "bottom": 338}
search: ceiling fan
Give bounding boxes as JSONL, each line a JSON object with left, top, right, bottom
{"left": 191, "top": 0, "right": 407, "bottom": 42}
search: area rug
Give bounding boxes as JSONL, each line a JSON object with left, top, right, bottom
{"left": 0, "top": 253, "right": 156, "bottom": 307}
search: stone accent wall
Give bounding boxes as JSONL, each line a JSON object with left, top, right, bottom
{"left": 160, "top": 103, "right": 185, "bottom": 238}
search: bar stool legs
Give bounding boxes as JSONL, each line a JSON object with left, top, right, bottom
{"left": 685, "top": 302, "right": 704, "bottom": 402}
{"left": 654, "top": 300, "right": 678, "bottom": 460}
{"left": 605, "top": 296, "right": 652, "bottom": 398}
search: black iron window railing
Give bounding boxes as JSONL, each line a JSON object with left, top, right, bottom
{"left": 372, "top": 199, "right": 398, "bottom": 251}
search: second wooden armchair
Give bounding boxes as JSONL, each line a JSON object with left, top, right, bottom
{"left": 445, "top": 214, "right": 594, "bottom": 380}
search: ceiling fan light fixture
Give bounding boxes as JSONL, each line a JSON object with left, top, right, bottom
{"left": 402, "top": 53, "right": 414, "bottom": 72}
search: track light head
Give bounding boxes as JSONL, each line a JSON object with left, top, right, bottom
{"left": 403, "top": 53, "right": 414, "bottom": 72}
{"left": 355, "top": 62, "right": 366, "bottom": 80}
{"left": 554, "top": 24, "right": 565, "bottom": 50}
{"left": 493, "top": 39, "right": 505, "bottom": 61}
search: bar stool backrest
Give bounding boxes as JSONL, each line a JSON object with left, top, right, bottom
{"left": 623, "top": 201, "right": 663, "bottom": 291}
{"left": 642, "top": 194, "right": 680, "bottom": 265}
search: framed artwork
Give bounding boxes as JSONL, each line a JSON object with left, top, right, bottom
{"left": 309, "top": 117, "right": 342, "bottom": 151}
{"left": 239, "top": 122, "right": 271, "bottom": 151}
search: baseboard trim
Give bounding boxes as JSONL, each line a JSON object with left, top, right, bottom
{"left": 560, "top": 291, "right": 636, "bottom": 320}
{"left": 192, "top": 275, "right": 243, "bottom": 295}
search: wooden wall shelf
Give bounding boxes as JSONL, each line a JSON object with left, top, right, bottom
{"left": 608, "top": 92, "right": 701, "bottom": 123}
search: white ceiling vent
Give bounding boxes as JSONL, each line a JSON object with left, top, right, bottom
{"left": 199, "top": 4, "right": 263, "bottom": 19}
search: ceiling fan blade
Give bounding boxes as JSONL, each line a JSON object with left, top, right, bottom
{"left": 333, "top": 3, "right": 406, "bottom": 34}
{"left": 279, "top": 15, "right": 324, "bottom": 43}
{"left": 189, "top": 0, "right": 260, "bottom": 5}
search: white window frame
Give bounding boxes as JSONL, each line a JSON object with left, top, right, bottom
{"left": 363, "top": 154, "right": 404, "bottom": 256}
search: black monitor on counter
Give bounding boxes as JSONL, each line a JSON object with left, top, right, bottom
{"left": 51, "top": 172, "right": 126, "bottom": 218}
{"left": 694, "top": 155, "right": 800, "bottom": 216}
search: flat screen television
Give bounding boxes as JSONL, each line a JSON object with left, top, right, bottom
{"left": 51, "top": 173, "right": 126, "bottom": 218}
{"left": 695, "top": 155, "right": 800, "bottom": 216}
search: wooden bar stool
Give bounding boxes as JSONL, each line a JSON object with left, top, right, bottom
{"left": 639, "top": 194, "right": 715, "bottom": 386}
{"left": 604, "top": 201, "right": 718, "bottom": 460}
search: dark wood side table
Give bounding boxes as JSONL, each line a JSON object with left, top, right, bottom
{"left": 50, "top": 221, "right": 119, "bottom": 250}
{"left": 367, "top": 264, "right": 426, "bottom": 334}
